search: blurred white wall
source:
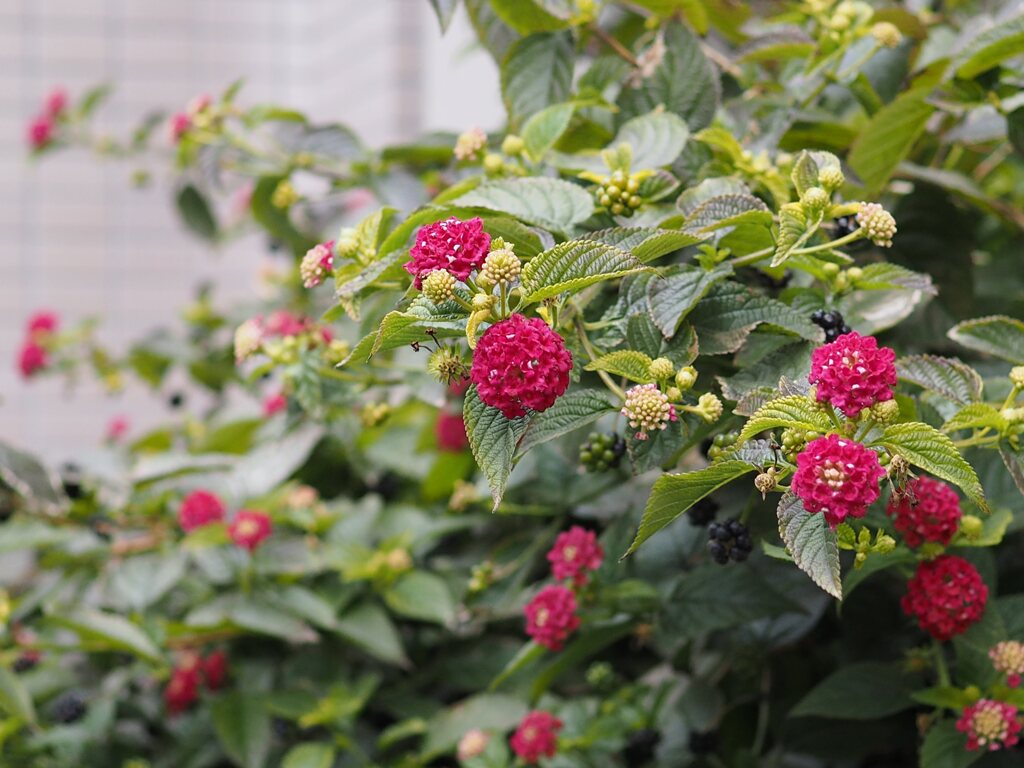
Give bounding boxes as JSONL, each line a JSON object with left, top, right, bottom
{"left": 0, "top": 0, "right": 503, "bottom": 461}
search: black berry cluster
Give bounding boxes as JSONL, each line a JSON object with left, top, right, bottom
{"left": 810, "top": 309, "right": 852, "bottom": 342}
{"left": 595, "top": 170, "right": 643, "bottom": 217}
{"left": 51, "top": 692, "right": 87, "bottom": 724}
{"left": 687, "top": 497, "right": 719, "bottom": 526}
{"left": 707, "top": 431, "right": 739, "bottom": 461}
{"left": 707, "top": 519, "right": 753, "bottom": 564}
{"left": 12, "top": 653, "right": 39, "bottom": 673}
{"left": 579, "top": 433, "right": 626, "bottom": 472}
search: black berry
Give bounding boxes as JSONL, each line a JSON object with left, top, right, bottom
{"left": 833, "top": 215, "right": 857, "bottom": 238}
{"left": 623, "top": 728, "right": 661, "bottom": 764}
{"left": 706, "top": 518, "right": 753, "bottom": 566}
{"left": 687, "top": 498, "right": 719, "bottom": 526}
{"left": 824, "top": 323, "right": 852, "bottom": 343}
{"left": 51, "top": 692, "right": 87, "bottom": 724}
{"left": 12, "top": 653, "right": 39, "bottom": 673}
{"left": 60, "top": 463, "right": 84, "bottom": 500}
{"left": 168, "top": 392, "right": 186, "bottom": 409}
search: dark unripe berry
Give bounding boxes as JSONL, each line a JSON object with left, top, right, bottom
{"left": 51, "top": 692, "right": 87, "bottom": 724}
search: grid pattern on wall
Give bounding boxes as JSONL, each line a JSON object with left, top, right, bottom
{"left": 0, "top": 0, "right": 502, "bottom": 460}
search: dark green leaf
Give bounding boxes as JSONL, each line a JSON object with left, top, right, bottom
{"left": 848, "top": 91, "right": 934, "bottom": 194}
{"left": 175, "top": 184, "right": 218, "bottom": 241}
{"left": 777, "top": 494, "right": 842, "bottom": 600}
{"left": 646, "top": 264, "right": 734, "bottom": 337}
{"left": 501, "top": 33, "right": 574, "bottom": 125}
{"left": 212, "top": 693, "right": 271, "bottom": 768}
{"left": 517, "top": 390, "right": 618, "bottom": 456}
{"left": 896, "top": 355, "right": 984, "bottom": 404}
{"left": 464, "top": 387, "right": 529, "bottom": 509}
{"left": 791, "top": 662, "right": 914, "bottom": 719}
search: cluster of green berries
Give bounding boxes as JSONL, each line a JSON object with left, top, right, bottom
{"left": 707, "top": 431, "right": 740, "bottom": 461}
{"left": 579, "top": 432, "right": 627, "bottom": 472}
{"left": 596, "top": 170, "right": 643, "bottom": 217}
{"left": 781, "top": 428, "right": 820, "bottom": 462}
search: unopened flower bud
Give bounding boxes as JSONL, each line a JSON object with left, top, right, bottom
{"left": 385, "top": 547, "right": 412, "bottom": 572}
{"left": 1010, "top": 366, "right": 1024, "bottom": 388}
{"left": 271, "top": 179, "right": 298, "bottom": 209}
{"left": 675, "top": 366, "right": 698, "bottom": 391}
{"left": 801, "top": 186, "right": 830, "bottom": 214}
{"left": 856, "top": 202, "right": 897, "bottom": 247}
{"left": 666, "top": 386, "right": 682, "bottom": 401}
{"left": 648, "top": 357, "right": 674, "bottom": 381}
{"left": 422, "top": 269, "right": 457, "bottom": 304}
{"left": 871, "top": 21, "right": 902, "bottom": 48}
{"left": 871, "top": 399, "right": 900, "bottom": 424}
{"left": 818, "top": 166, "right": 845, "bottom": 190}
{"left": 483, "top": 153, "right": 504, "bottom": 175}
{"left": 960, "top": 515, "right": 984, "bottom": 540}
{"left": 324, "top": 339, "right": 351, "bottom": 365}
{"left": 874, "top": 533, "right": 896, "bottom": 554}
{"left": 361, "top": 402, "right": 391, "bottom": 428}
{"left": 471, "top": 293, "right": 495, "bottom": 312}
{"left": 454, "top": 127, "right": 486, "bottom": 162}
{"left": 336, "top": 227, "right": 359, "bottom": 259}
{"left": 234, "top": 318, "right": 263, "bottom": 363}
{"left": 822, "top": 262, "right": 841, "bottom": 277}
{"left": 458, "top": 729, "right": 491, "bottom": 762}
{"left": 480, "top": 245, "right": 521, "bottom": 285}
{"left": 501, "top": 134, "right": 525, "bottom": 156}
{"left": 1002, "top": 407, "right": 1024, "bottom": 424}
{"left": 696, "top": 393, "right": 724, "bottom": 423}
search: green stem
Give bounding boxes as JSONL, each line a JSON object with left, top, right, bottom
{"left": 499, "top": 282, "right": 509, "bottom": 319}
{"left": 727, "top": 246, "right": 774, "bottom": 268}
{"left": 574, "top": 317, "right": 625, "bottom": 400}
{"left": 933, "top": 640, "right": 951, "bottom": 687}
{"left": 791, "top": 229, "right": 865, "bottom": 256}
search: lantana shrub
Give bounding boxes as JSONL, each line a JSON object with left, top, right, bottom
{"left": 5, "top": 1, "right": 1024, "bottom": 766}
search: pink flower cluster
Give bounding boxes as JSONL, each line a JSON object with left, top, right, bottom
{"left": 164, "top": 650, "right": 229, "bottom": 715}
{"left": 791, "top": 434, "right": 885, "bottom": 528}
{"left": 524, "top": 585, "right": 580, "bottom": 651}
{"left": 902, "top": 555, "right": 987, "bottom": 642}
{"left": 300, "top": 240, "right": 336, "bottom": 288}
{"left": 887, "top": 475, "right": 962, "bottom": 548}
{"left": 168, "top": 93, "right": 211, "bottom": 144}
{"left": 178, "top": 490, "right": 272, "bottom": 552}
{"left": 26, "top": 88, "right": 67, "bottom": 150}
{"left": 470, "top": 314, "right": 573, "bottom": 419}
{"left": 510, "top": 711, "right": 562, "bottom": 764}
{"left": 234, "top": 311, "right": 332, "bottom": 363}
{"left": 263, "top": 392, "right": 288, "bottom": 417}
{"left": 16, "top": 311, "right": 59, "bottom": 378}
{"left": 808, "top": 331, "right": 896, "bottom": 416}
{"left": 403, "top": 217, "right": 490, "bottom": 289}
{"left": 990, "top": 641, "right": 1024, "bottom": 688}
{"left": 547, "top": 526, "right": 603, "bottom": 586}
{"left": 957, "top": 699, "right": 1021, "bottom": 751}
{"left": 435, "top": 411, "right": 468, "bottom": 452}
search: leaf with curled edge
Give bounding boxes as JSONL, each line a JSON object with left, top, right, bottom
{"left": 519, "top": 239, "right": 650, "bottom": 303}
{"left": 777, "top": 493, "right": 842, "bottom": 599}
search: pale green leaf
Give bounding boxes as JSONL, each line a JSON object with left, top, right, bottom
{"left": 522, "top": 102, "right": 575, "bottom": 160}
{"left": 948, "top": 315, "right": 1024, "bottom": 364}
{"left": 737, "top": 396, "right": 834, "bottom": 445}
{"left": 954, "top": 13, "right": 1024, "bottom": 79}
{"left": 614, "top": 111, "right": 690, "bottom": 171}
{"left": 383, "top": 571, "right": 457, "bottom": 625}
{"left": 455, "top": 178, "right": 594, "bottom": 232}
{"left": 282, "top": 743, "right": 335, "bottom": 768}
{"left": 584, "top": 227, "right": 704, "bottom": 263}
{"left": 48, "top": 609, "right": 163, "bottom": 663}
{"left": 941, "top": 403, "right": 1009, "bottom": 435}
{"left": 584, "top": 350, "right": 654, "bottom": 383}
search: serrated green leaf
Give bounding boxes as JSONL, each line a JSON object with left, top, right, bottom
{"left": 520, "top": 239, "right": 649, "bottom": 302}
{"left": 791, "top": 661, "right": 914, "bottom": 717}
{"left": 456, "top": 178, "right": 594, "bottom": 232}
{"left": 954, "top": 12, "right": 1024, "bottom": 79}
{"left": 585, "top": 227, "right": 704, "bottom": 263}
{"left": 854, "top": 263, "right": 936, "bottom": 294}
{"left": 941, "top": 403, "right": 1009, "bottom": 435}
{"left": 737, "top": 396, "right": 834, "bottom": 445}
{"left": 791, "top": 151, "right": 820, "bottom": 197}
{"left": 685, "top": 194, "right": 772, "bottom": 234}
{"left": 464, "top": 387, "right": 529, "bottom": 509}
{"left": 896, "top": 355, "right": 983, "bottom": 404}
{"left": 48, "top": 609, "right": 163, "bottom": 663}
{"left": 919, "top": 720, "right": 978, "bottom": 768}
{"left": 523, "top": 102, "right": 575, "bottom": 161}
{"left": 777, "top": 494, "right": 842, "bottom": 599}
{"left": 848, "top": 91, "right": 934, "bottom": 194}
{"left": 383, "top": 571, "right": 456, "bottom": 625}
{"left": 625, "top": 461, "right": 754, "bottom": 555}
{"left": 646, "top": 264, "right": 734, "bottom": 337}
{"left": 490, "top": 0, "right": 570, "bottom": 34}
{"left": 876, "top": 422, "right": 986, "bottom": 511}
{"left": 618, "top": 22, "right": 719, "bottom": 131}
{"left": 346, "top": 310, "right": 464, "bottom": 364}
{"left": 948, "top": 316, "right": 1024, "bottom": 364}
{"left": 517, "top": 390, "right": 618, "bottom": 456}
{"left": 212, "top": 693, "right": 271, "bottom": 768}
{"left": 771, "top": 203, "right": 811, "bottom": 267}
{"left": 501, "top": 33, "right": 574, "bottom": 125}
{"left": 584, "top": 350, "right": 654, "bottom": 383}
{"left": 738, "top": 31, "right": 815, "bottom": 63}
{"left": 615, "top": 111, "right": 690, "bottom": 170}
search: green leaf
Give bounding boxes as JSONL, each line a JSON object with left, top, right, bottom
{"left": 777, "top": 494, "right": 842, "bottom": 600}
{"left": 428, "top": 0, "right": 460, "bottom": 32}
{"left": 334, "top": 601, "right": 409, "bottom": 667}
{"left": 911, "top": 687, "right": 975, "bottom": 712}
{"left": 685, "top": 194, "right": 773, "bottom": 234}
{"left": 465, "top": 0, "right": 518, "bottom": 62}
{"left": 948, "top": 316, "right": 1024, "bottom": 364}
{"left": 771, "top": 203, "right": 811, "bottom": 267}
{"left": 790, "top": 662, "right": 913, "bottom": 719}
{"left": 941, "top": 404, "right": 1008, "bottom": 435}
{"left": 48, "top": 609, "right": 163, "bottom": 663}
{"left": 919, "top": 720, "right": 978, "bottom": 768}
{"left": 625, "top": 461, "right": 755, "bottom": 556}
{"left": 490, "top": 642, "right": 547, "bottom": 690}
{"left": 212, "top": 693, "right": 271, "bottom": 768}
{"left": 0, "top": 440, "right": 67, "bottom": 516}
{"left": 383, "top": 571, "right": 457, "bottom": 625}
{"left": 464, "top": 387, "right": 529, "bottom": 509}
{"left": 584, "top": 350, "right": 654, "bottom": 383}
{"left": 455, "top": 178, "right": 594, "bottom": 232}
{"left": 0, "top": 666, "right": 36, "bottom": 726}
{"left": 736, "top": 396, "right": 834, "bottom": 445}
{"left": 109, "top": 551, "right": 187, "bottom": 612}
{"left": 346, "top": 309, "right": 464, "bottom": 364}
{"left": 1009, "top": 106, "right": 1024, "bottom": 158}
{"left": 517, "top": 390, "right": 618, "bottom": 456}
{"left": 584, "top": 227, "right": 704, "bottom": 263}
{"left": 614, "top": 111, "right": 690, "bottom": 171}
{"left": 282, "top": 743, "right": 335, "bottom": 768}
{"left": 954, "top": 12, "right": 1024, "bottom": 78}
{"left": 738, "top": 31, "right": 815, "bottom": 63}
{"left": 847, "top": 91, "right": 934, "bottom": 195}
{"left": 522, "top": 102, "right": 575, "bottom": 160}
{"left": 226, "top": 597, "right": 319, "bottom": 644}
{"left": 490, "top": 0, "right": 570, "bottom": 34}
{"left": 519, "top": 239, "right": 649, "bottom": 303}
{"left": 790, "top": 150, "right": 820, "bottom": 197}
{"left": 422, "top": 694, "right": 528, "bottom": 760}
{"left": 896, "top": 355, "right": 983, "bottom": 404}
{"left": 250, "top": 176, "right": 316, "bottom": 256}
{"left": 175, "top": 184, "right": 218, "bottom": 241}
{"left": 618, "top": 22, "right": 719, "bottom": 131}
{"left": 529, "top": 618, "right": 635, "bottom": 698}
{"left": 876, "top": 423, "right": 986, "bottom": 511}
{"left": 501, "top": 33, "right": 574, "bottom": 125}
{"left": 646, "top": 264, "right": 734, "bottom": 337}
